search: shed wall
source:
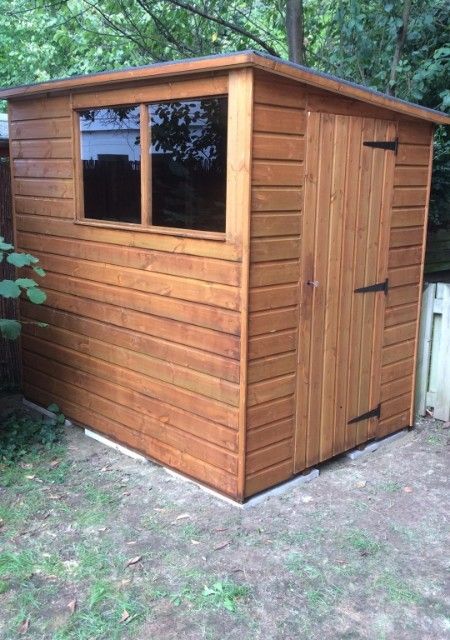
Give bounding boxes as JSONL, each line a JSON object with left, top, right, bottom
{"left": 244, "top": 73, "right": 433, "bottom": 498}
{"left": 10, "top": 77, "right": 250, "bottom": 499}
{"left": 245, "top": 74, "right": 305, "bottom": 496}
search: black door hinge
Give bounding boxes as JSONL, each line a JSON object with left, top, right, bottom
{"left": 363, "top": 138, "right": 398, "bottom": 154}
{"left": 354, "top": 278, "right": 389, "bottom": 295}
{"left": 348, "top": 404, "right": 381, "bottom": 425}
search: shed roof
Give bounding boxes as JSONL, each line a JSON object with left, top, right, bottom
{"left": 0, "top": 50, "right": 448, "bottom": 125}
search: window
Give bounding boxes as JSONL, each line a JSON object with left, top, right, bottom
{"left": 77, "top": 96, "right": 228, "bottom": 234}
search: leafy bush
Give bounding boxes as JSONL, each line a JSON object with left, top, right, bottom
{"left": 0, "top": 404, "right": 65, "bottom": 464}
{"left": 0, "top": 236, "right": 47, "bottom": 339}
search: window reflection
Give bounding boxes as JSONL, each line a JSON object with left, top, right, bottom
{"left": 149, "top": 97, "right": 227, "bottom": 232}
{"left": 79, "top": 106, "right": 141, "bottom": 223}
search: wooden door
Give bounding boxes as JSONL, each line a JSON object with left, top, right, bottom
{"left": 295, "top": 112, "right": 396, "bottom": 471}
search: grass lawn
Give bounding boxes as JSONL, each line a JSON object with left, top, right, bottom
{"left": 0, "top": 407, "right": 449, "bottom": 639}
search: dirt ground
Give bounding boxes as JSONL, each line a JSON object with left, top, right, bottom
{"left": 0, "top": 413, "right": 449, "bottom": 640}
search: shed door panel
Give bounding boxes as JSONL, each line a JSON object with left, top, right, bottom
{"left": 295, "top": 113, "right": 396, "bottom": 471}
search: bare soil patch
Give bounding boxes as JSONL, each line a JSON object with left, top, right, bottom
{"left": 1, "top": 409, "right": 449, "bottom": 639}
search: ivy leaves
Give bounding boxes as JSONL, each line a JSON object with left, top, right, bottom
{"left": 0, "top": 236, "right": 47, "bottom": 340}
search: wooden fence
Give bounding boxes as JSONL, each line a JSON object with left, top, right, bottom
{"left": 0, "top": 160, "right": 21, "bottom": 391}
{"left": 416, "top": 282, "right": 450, "bottom": 421}
{"left": 425, "top": 228, "right": 450, "bottom": 274}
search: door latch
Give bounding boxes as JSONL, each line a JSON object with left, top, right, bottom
{"left": 306, "top": 280, "right": 319, "bottom": 288}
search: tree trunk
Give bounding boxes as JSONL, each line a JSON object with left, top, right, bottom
{"left": 387, "top": 0, "right": 412, "bottom": 96}
{"left": 285, "top": 0, "right": 305, "bottom": 64}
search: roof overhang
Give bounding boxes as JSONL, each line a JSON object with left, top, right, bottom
{"left": 0, "top": 50, "right": 448, "bottom": 126}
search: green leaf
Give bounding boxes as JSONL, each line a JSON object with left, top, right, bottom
{"left": 33, "top": 267, "right": 46, "bottom": 277}
{"left": 47, "top": 403, "right": 60, "bottom": 413}
{"left": 26, "top": 287, "right": 47, "bottom": 304}
{"left": 0, "top": 238, "right": 13, "bottom": 251}
{"left": 6, "top": 252, "right": 34, "bottom": 267}
{"left": 0, "top": 319, "right": 21, "bottom": 340}
{"left": 16, "top": 278, "right": 38, "bottom": 289}
{"left": 37, "top": 322, "right": 48, "bottom": 328}
{"left": 0, "top": 280, "right": 21, "bottom": 298}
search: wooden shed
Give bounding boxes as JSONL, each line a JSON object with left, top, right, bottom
{"left": 1, "top": 51, "right": 449, "bottom": 502}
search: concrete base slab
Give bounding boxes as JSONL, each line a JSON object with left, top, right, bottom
{"left": 243, "top": 468, "right": 320, "bottom": 508}
{"left": 345, "top": 428, "right": 409, "bottom": 460}
{"left": 165, "top": 466, "right": 320, "bottom": 509}
{"left": 23, "top": 398, "right": 73, "bottom": 427}
{"left": 84, "top": 429, "right": 149, "bottom": 464}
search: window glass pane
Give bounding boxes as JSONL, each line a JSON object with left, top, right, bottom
{"left": 149, "top": 97, "right": 227, "bottom": 232}
{"left": 79, "top": 106, "right": 141, "bottom": 223}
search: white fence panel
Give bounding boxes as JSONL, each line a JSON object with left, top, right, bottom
{"left": 416, "top": 282, "right": 450, "bottom": 421}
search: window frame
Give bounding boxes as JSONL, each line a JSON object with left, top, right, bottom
{"left": 73, "top": 83, "right": 229, "bottom": 241}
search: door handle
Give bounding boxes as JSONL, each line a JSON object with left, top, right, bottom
{"left": 307, "top": 280, "right": 319, "bottom": 288}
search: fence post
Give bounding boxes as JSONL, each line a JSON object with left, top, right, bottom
{"left": 415, "top": 283, "right": 436, "bottom": 417}
{"left": 0, "top": 159, "right": 21, "bottom": 392}
{"left": 433, "top": 284, "right": 450, "bottom": 421}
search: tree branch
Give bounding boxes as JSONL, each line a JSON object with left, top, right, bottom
{"left": 285, "top": 0, "right": 305, "bottom": 64}
{"left": 387, "top": 0, "right": 412, "bottom": 96}
{"left": 147, "top": 0, "right": 281, "bottom": 57}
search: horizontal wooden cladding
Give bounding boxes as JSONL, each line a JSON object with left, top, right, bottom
{"left": 377, "top": 411, "right": 410, "bottom": 438}
{"left": 42, "top": 271, "right": 240, "bottom": 335}
{"left": 380, "top": 392, "right": 411, "bottom": 421}
{"left": 392, "top": 188, "right": 427, "bottom": 208}
{"left": 249, "top": 284, "right": 298, "bottom": 312}
{"left": 396, "top": 143, "right": 430, "bottom": 166}
{"left": 389, "top": 226, "right": 423, "bottom": 248}
{"left": 38, "top": 288, "right": 240, "bottom": 358}
{"left": 383, "top": 320, "right": 416, "bottom": 347}
{"left": 250, "top": 238, "right": 300, "bottom": 262}
{"left": 15, "top": 197, "right": 74, "bottom": 218}
{"left": 23, "top": 382, "right": 238, "bottom": 498}
{"left": 248, "top": 352, "right": 296, "bottom": 383}
{"left": 11, "top": 139, "right": 72, "bottom": 160}
{"left": 250, "top": 260, "right": 299, "bottom": 287}
{"left": 23, "top": 342, "right": 238, "bottom": 431}
{"left": 72, "top": 75, "right": 228, "bottom": 109}
{"left": 253, "top": 104, "right": 306, "bottom": 135}
{"left": 381, "top": 357, "right": 414, "bottom": 384}
{"left": 9, "top": 96, "right": 70, "bottom": 121}
{"left": 247, "top": 374, "right": 295, "bottom": 407}
{"left": 18, "top": 232, "right": 240, "bottom": 286}
{"left": 14, "top": 178, "right": 74, "bottom": 199}
{"left": 249, "top": 307, "right": 298, "bottom": 336}
{"left": 248, "top": 329, "right": 297, "bottom": 360}
{"left": 26, "top": 250, "right": 240, "bottom": 311}
{"left": 388, "top": 245, "right": 422, "bottom": 268}
{"left": 252, "top": 162, "right": 303, "bottom": 187}
{"left": 253, "top": 72, "right": 306, "bottom": 108}
{"left": 246, "top": 417, "right": 294, "bottom": 452}
{"left": 252, "top": 187, "right": 302, "bottom": 212}
{"left": 16, "top": 215, "right": 241, "bottom": 261}
{"left": 381, "top": 375, "right": 413, "bottom": 403}
{"left": 23, "top": 301, "right": 239, "bottom": 383}
{"left": 382, "top": 339, "right": 415, "bottom": 367}
{"left": 247, "top": 394, "right": 295, "bottom": 430}
{"left": 253, "top": 134, "right": 305, "bottom": 161}
{"left": 398, "top": 120, "right": 432, "bottom": 144}
{"left": 13, "top": 159, "right": 73, "bottom": 179}
{"left": 24, "top": 360, "right": 237, "bottom": 460}
{"left": 391, "top": 208, "right": 425, "bottom": 228}
{"left": 251, "top": 213, "right": 301, "bottom": 237}
{"left": 246, "top": 438, "right": 293, "bottom": 475}
{"left": 387, "top": 284, "right": 420, "bottom": 308}
{"left": 10, "top": 117, "right": 72, "bottom": 140}
{"left": 245, "top": 459, "right": 292, "bottom": 497}
{"left": 388, "top": 264, "right": 421, "bottom": 288}
{"left": 385, "top": 302, "right": 417, "bottom": 328}
{"left": 22, "top": 324, "right": 239, "bottom": 407}
{"left": 394, "top": 166, "right": 429, "bottom": 186}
